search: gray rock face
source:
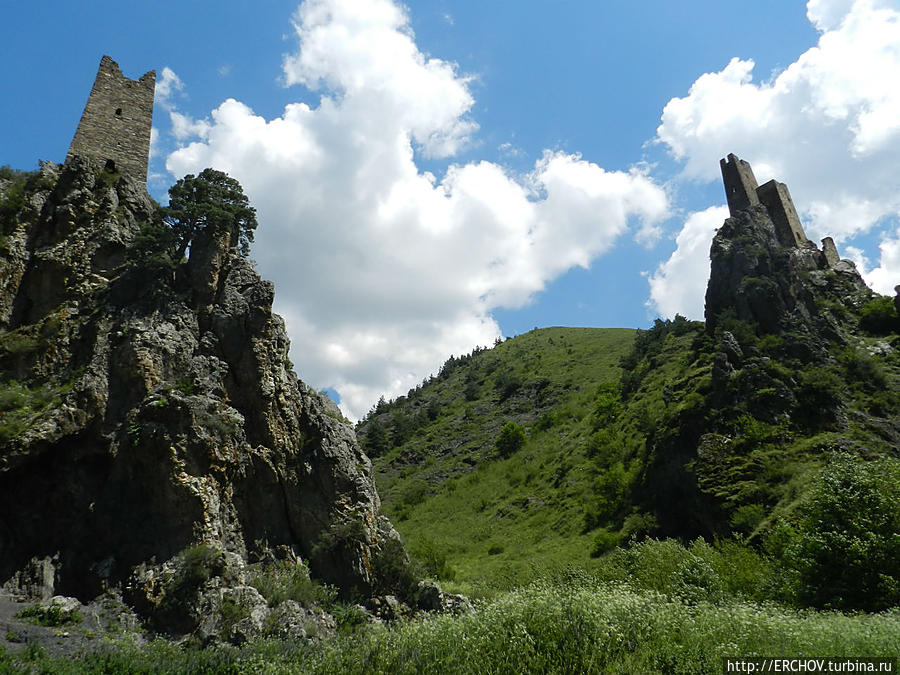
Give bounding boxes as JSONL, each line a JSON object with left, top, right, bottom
{"left": 0, "top": 158, "right": 406, "bottom": 632}
{"left": 705, "top": 204, "right": 873, "bottom": 351}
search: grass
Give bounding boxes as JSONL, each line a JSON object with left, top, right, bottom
{"left": 0, "top": 379, "right": 69, "bottom": 442}
{"left": 362, "top": 323, "right": 723, "bottom": 586}
{"left": 362, "top": 313, "right": 900, "bottom": 597}
{"left": 16, "top": 603, "right": 83, "bottom": 628}
{"left": 362, "top": 327, "right": 639, "bottom": 585}
{"left": 9, "top": 576, "right": 898, "bottom": 673}
{"left": 250, "top": 559, "right": 337, "bottom": 609}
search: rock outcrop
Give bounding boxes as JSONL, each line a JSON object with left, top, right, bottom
{"left": 705, "top": 204, "right": 873, "bottom": 352}
{"left": 0, "top": 158, "right": 409, "bottom": 638}
{"left": 706, "top": 155, "right": 874, "bottom": 351}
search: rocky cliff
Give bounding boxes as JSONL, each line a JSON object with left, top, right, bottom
{"left": 0, "top": 158, "right": 414, "bottom": 639}
{"left": 637, "top": 157, "right": 899, "bottom": 537}
{"left": 705, "top": 203, "right": 874, "bottom": 355}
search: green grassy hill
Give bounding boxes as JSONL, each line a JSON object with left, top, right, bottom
{"left": 359, "top": 327, "right": 636, "bottom": 586}
{"left": 360, "top": 310, "right": 900, "bottom": 605}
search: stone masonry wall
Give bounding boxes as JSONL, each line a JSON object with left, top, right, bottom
{"left": 720, "top": 153, "right": 760, "bottom": 214}
{"left": 720, "top": 153, "right": 809, "bottom": 248}
{"left": 66, "top": 56, "right": 155, "bottom": 184}
{"left": 756, "top": 179, "right": 808, "bottom": 248}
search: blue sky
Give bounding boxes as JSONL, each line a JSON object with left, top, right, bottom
{"left": 2, "top": 0, "right": 899, "bottom": 418}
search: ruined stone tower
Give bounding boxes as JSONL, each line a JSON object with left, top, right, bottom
{"left": 720, "top": 153, "right": 808, "bottom": 248}
{"left": 66, "top": 55, "right": 155, "bottom": 184}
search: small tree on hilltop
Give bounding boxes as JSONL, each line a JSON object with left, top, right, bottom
{"left": 163, "top": 168, "right": 257, "bottom": 259}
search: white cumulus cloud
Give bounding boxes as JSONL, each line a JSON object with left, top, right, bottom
{"left": 646, "top": 206, "right": 728, "bottom": 320}
{"left": 656, "top": 0, "right": 900, "bottom": 241}
{"left": 850, "top": 230, "right": 900, "bottom": 295}
{"left": 154, "top": 67, "right": 184, "bottom": 109}
{"left": 165, "top": 0, "right": 669, "bottom": 419}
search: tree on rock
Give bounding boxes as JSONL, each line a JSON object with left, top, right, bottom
{"left": 163, "top": 168, "right": 258, "bottom": 259}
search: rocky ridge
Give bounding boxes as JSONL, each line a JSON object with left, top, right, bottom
{"left": 0, "top": 158, "right": 448, "bottom": 644}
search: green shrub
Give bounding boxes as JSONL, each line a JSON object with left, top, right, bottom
{"left": 219, "top": 595, "right": 250, "bottom": 630}
{"left": 250, "top": 559, "right": 337, "bottom": 608}
{"left": 493, "top": 371, "right": 521, "bottom": 401}
{"left": 794, "top": 367, "right": 845, "bottom": 429}
{"left": 180, "top": 544, "right": 225, "bottom": 589}
{"left": 362, "top": 419, "right": 390, "bottom": 457}
{"left": 840, "top": 347, "right": 887, "bottom": 391}
{"left": 585, "top": 427, "right": 617, "bottom": 460}
{"left": 688, "top": 538, "right": 776, "bottom": 602}
{"left": 311, "top": 517, "right": 369, "bottom": 565}
{"left": 330, "top": 602, "right": 369, "bottom": 634}
{"left": 859, "top": 296, "right": 899, "bottom": 334}
{"left": 592, "top": 384, "right": 621, "bottom": 429}
{"left": 0, "top": 168, "right": 33, "bottom": 227}
{"left": 590, "top": 529, "right": 621, "bottom": 558}
{"left": 495, "top": 421, "right": 526, "bottom": 457}
{"left": 17, "top": 603, "right": 83, "bottom": 627}
{"left": 729, "top": 503, "right": 766, "bottom": 534}
{"left": 622, "top": 538, "right": 690, "bottom": 593}
{"left": 96, "top": 165, "right": 120, "bottom": 188}
{"left": 0, "top": 330, "right": 40, "bottom": 355}
{"left": 672, "top": 555, "right": 725, "bottom": 604}
{"left": 372, "top": 536, "right": 421, "bottom": 598}
{"left": 0, "top": 379, "right": 63, "bottom": 442}
{"left": 533, "top": 411, "right": 555, "bottom": 431}
{"left": 399, "top": 480, "right": 429, "bottom": 508}
{"left": 784, "top": 453, "right": 900, "bottom": 611}
{"left": 411, "top": 537, "right": 456, "bottom": 581}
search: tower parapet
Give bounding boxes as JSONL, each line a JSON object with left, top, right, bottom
{"left": 720, "top": 153, "right": 760, "bottom": 214}
{"left": 720, "top": 154, "right": 809, "bottom": 248}
{"left": 66, "top": 56, "right": 155, "bottom": 184}
{"left": 756, "top": 179, "right": 807, "bottom": 248}
{"left": 822, "top": 237, "right": 840, "bottom": 267}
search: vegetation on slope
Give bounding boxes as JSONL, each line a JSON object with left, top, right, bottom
{"left": 8, "top": 556, "right": 899, "bottom": 674}
{"left": 359, "top": 303, "right": 900, "bottom": 610}
{"left": 358, "top": 326, "right": 638, "bottom": 585}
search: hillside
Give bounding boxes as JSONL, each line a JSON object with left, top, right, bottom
{"left": 359, "top": 156, "right": 900, "bottom": 603}
{"left": 359, "top": 327, "right": 637, "bottom": 583}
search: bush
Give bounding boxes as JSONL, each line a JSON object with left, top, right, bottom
{"left": 0, "top": 168, "right": 35, "bottom": 228}
{"left": 859, "top": 296, "right": 899, "bottom": 335}
{"left": 794, "top": 367, "right": 845, "bottom": 429}
{"left": 250, "top": 559, "right": 336, "bottom": 608}
{"left": 17, "top": 603, "right": 82, "bottom": 627}
{"left": 785, "top": 453, "right": 900, "bottom": 611}
{"left": 181, "top": 544, "right": 224, "bottom": 588}
{"left": 589, "top": 529, "right": 621, "bottom": 558}
{"left": 493, "top": 371, "right": 521, "bottom": 401}
{"left": 495, "top": 421, "right": 526, "bottom": 457}
{"left": 372, "top": 536, "right": 420, "bottom": 598}
{"left": 0, "top": 379, "right": 64, "bottom": 442}
{"left": 411, "top": 537, "right": 456, "bottom": 581}
{"left": 533, "top": 411, "right": 555, "bottom": 431}
{"left": 840, "top": 347, "right": 887, "bottom": 391}
{"left": 592, "top": 384, "right": 621, "bottom": 429}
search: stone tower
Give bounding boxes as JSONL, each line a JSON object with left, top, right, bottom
{"left": 66, "top": 55, "right": 155, "bottom": 184}
{"left": 720, "top": 153, "right": 760, "bottom": 214}
{"left": 720, "top": 153, "right": 809, "bottom": 248}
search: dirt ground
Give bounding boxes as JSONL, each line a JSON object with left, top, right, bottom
{"left": 0, "top": 593, "right": 146, "bottom": 661}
